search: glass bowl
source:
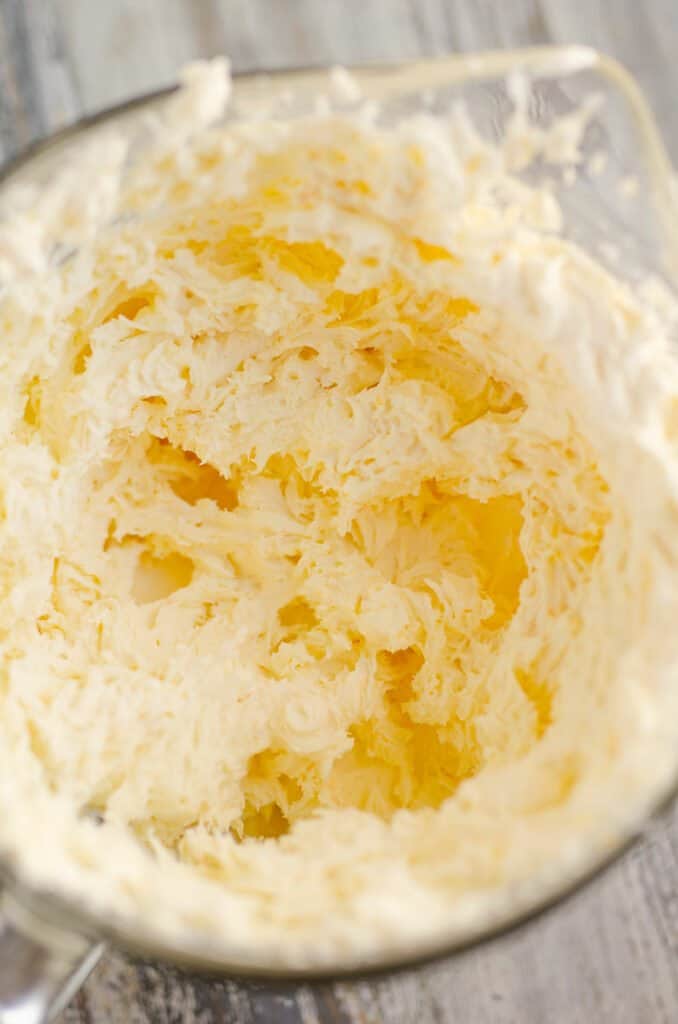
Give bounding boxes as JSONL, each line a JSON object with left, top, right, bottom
{"left": 0, "top": 45, "right": 676, "bottom": 1022}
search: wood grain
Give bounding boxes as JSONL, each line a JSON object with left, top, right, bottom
{"left": 1, "top": 1, "right": 678, "bottom": 1021}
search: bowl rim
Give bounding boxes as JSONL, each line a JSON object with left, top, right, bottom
{"left": 1, "top": 44, "right": 677, "bottom": 982}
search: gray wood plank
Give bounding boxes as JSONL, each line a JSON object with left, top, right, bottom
{"left": 2, "top": 1, "right": 678, "bottom": 1022}
{"left": 0, "top": 0, "right": 80, "bottom": 162}
{"left": 0, "top": 0, "right": 48, "bottom": 161}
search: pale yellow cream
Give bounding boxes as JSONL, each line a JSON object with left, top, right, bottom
{"left": 0, "top": 62, "right": 677, "bottom": 968}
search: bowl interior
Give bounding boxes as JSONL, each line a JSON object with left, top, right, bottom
{"left": 0, "top": 47, "right": 676, "bottom": 979}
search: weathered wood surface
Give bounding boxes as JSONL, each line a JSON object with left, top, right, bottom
{"left": 1, "top": 1, "right": 678, "bottom": 1021}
